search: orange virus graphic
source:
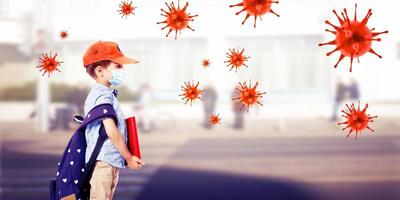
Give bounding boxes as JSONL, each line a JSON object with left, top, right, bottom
{"left": 338, "top": 101, "right": 378, "bottom": 140}
{"left": 59, "top": 30, "right": 68, "bottom": 40}
{"left": 202, "top": 59, "right": 211, "bottom": 68}
{"left": 179, "top": 81, "right": 205, "bottom": 105}
{"left": 233, "top": 80, "right": 266, "bottom": 112}
{"left": 319, "top": 4, "right": 388, "bottom": 72}
{"left": 118, "top": 0, "right": 136, "bottom": 18}
{"left": 157, "top": 1, "right": 198, "bottom": 39}
{"left": 225, "top": 47, "right": 250, "bottom": 72}
{"left": 37, "top": 52, "right": 63, "bottom": 77}
{"left": 230, "top": 0, "right": 279, "bottom": 28}
{"left": 209, "top": 114, "right": 221, "bottom": 126}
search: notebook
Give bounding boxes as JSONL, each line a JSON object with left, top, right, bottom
{"left": 125, "top": 117, "right": 141, "bottom": 159}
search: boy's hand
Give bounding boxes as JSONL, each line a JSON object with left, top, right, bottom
{"left": 103, "top": 118, "right": 145, "bottom": 170}
{"left": 126, "top": 155, "right": 145, "bottom": 170}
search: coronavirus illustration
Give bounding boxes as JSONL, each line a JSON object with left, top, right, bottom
{"left": 209, "top": 114, "right": 221, "bottom": 126}
{"left": 59, "top": 30, "right": 68, "bottom": 40}
{"left": 157, "top": 1, "right": 198, "bottom": 39}
{"left": 338, "top": 101, "right": 378, "bottom": 140}
{"left": 230, "top": 0, "right": 279, "bottom": 28}
{"left": 202, "top": 59, "right": 211, "bottom": 68}
{"left": 37, "top": 52, "right": 63, "bottom": 77}
{"left": 118, "top": 0, "right": 136, "bottom": 18}
{"left": 233, "top": 80, "right": 266, "bottom": 112}
{"left": 179, "top": 81, "right": 204, "bottom": 105}
{"left": 319, "top": 4, "right": 388, "bottom": 72}
{"left": 224, "top": 47, "right": 250, "bottom": 72}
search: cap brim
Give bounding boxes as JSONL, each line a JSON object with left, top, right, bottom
{"left": 111, "top": 56, "right": 139, "bottom": 65}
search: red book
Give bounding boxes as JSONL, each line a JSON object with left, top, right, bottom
{"left": 125, "top": 117, "right": 141, "bottom": 159}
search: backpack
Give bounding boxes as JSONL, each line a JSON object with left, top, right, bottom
{"left": 49, "top": 103, "right": 118, "bottom": 200}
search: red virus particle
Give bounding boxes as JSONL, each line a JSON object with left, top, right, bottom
{"left": 232, "top": 80, "right": 266, "bottom": 112}
{"left": 59, "top": 30, "right": 68, "bottom": 40}
{"left": 179, "top": 81, "right": 205, "bottom": 105}
{"left": 319, "top": 4, "right": 388, "bottom": 72}
{"left": 202, "top": 59, "right": 211, "bottom": 68}
{"left": 36, "top": 52, "right": 63, "bottom": 77}
{"left": 118, "top": 0, "right": 136, "bottom": 18}
{"left": 338, "top": 101, "right": 378, "bottom": 140}
{"left": 157, "top": 1, "right": 198, "bottom": 39}
{"left": 224, "top": 47, "right": 250, "bottom": 72}
{"left": 230, "top": 0, "right": 279, "bottom": 28}
{"left": 209, "top": 114, "right": 222, "bottom": 126}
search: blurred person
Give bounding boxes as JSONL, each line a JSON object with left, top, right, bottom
{"left": 68, "top": 83, "right": 88, "bottom": 116}
{"left": 348, "top": 77, "right": 360, "bottom": 101}
{"left": 201, "top": 85, "right": 217, "bottom": 129}
{"left": 135, "top": 83, "right": 153, "bottom": 133}
{"left": 331, "top": 76, "right": 346, "bottom": 121}
{"left": 82, "top": 41, "right": 144, "bottom": 200}
{"left": 232, "top": 84, "right": 246, "bottom": 129}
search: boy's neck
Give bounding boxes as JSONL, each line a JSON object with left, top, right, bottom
{"left": 96, "top": 80, "right": 111, "bottom": 88}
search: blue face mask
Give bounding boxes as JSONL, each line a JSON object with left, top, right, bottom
{"left": 108, "top": 69, "right": 125, "bottom": 87}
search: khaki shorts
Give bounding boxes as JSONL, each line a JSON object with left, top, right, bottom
{"left": 89, "top": 161, "right": 120, "bottom": 200}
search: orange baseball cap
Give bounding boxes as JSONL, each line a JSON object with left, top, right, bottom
{"left": 83, "top": 41, "right": 139, "bottom": 67}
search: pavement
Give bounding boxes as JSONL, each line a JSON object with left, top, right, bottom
{"left": 1, "top": 118, "right": 399, "bottom": 200}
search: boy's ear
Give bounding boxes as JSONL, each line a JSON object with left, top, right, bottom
{"left": 94, "top": 66, "right": 104, "bottom": 78}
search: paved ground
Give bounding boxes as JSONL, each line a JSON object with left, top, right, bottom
{"left": 1, "top": 118, "right": 399, "bottom": 200}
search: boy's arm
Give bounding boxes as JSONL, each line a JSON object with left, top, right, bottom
{"left": 102, "top": 118, "right": 144, "bottom": 168}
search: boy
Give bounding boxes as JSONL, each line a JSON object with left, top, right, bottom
{"left": 82, "top": 41, "right": 144, "bottom": 200}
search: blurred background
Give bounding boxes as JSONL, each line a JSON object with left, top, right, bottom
{"left": 0, "top": 0, "right": 399, "bottom": 199}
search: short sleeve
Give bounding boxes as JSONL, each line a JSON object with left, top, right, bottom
{"left": 94, "top": 93, "right": 113, "bottom": 106}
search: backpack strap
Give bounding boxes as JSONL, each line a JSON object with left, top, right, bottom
{"left": 78, "top": 103, "right": 118, "bottom": 132}
{"left": 77, "top": 103, "right": 118, "bottom": 189}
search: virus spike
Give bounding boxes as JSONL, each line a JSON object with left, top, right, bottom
{"left": 372, "top": 30, "right": 389, "bottom": 37}
{"left": 230, "top": 0, "right": 279, "bottom": 28}
{"left": 209, "top": 114, "right": 222, "bottom": 126}
{"left": 334, "top": 54, "right": 345, "bottom": 68}
{"left": 179, "top": 81, "right": 205, "bottom": 106}
{"left": 59, "top": 30, "right": 68, "bottom": 40}
{"left": 324, "top": 20, "right": 341, "bottom": 31}
{"left": 232, "top": 80, "right": 266, "bottom": 112}
{"left": 157, "top": 1, "right": 198, "bottom": 40}
{"left": 186, "top": 25, "right": 195, "bottom": 32}
{"left": 230, "top": 2, "right": 244, "bottom": 8}
{"left": 354, "top": 3, "right": 358, "bottom": 21}
{"left": 361, "top": 9, "right": 373, "bottom": 25}
{"left": 368, "top": 48, "right": 382, "bottom": 58}
{"left": 320, "top": 4, "right": 388, "bottom": 72}
{"left": 160, "top": 23, "right": 169, "bottom": 30}
{"left": 36, "top": 52, "right": 63, "bottom": 77}
{"left": 269, "top": 9, "right": 279, "bottom": 17}
{"left": 165, "top": 2, "right": 172, "bottom": 10}
{"left": 241, "top": 14, "right": 251, "bottom": 26}
{"left": 182, "top": 1, "right": 189, "bottom": 11}
{"left": 326, "top": 43, "right": 346, "bottom": 56}
{"left": 338, "top": 101, "right": 378, "bottom": 140}
{"left": 343, "top": 8, "right": 350, "bottom": 24}
{"left": 332, "top": 10, "right": 344, "bottom": 24}
{"left": 224, "top": 47, "right": 250, "bottom": 72}
{"left": 318, "top": 40, "right": 336, "bottom": 47}
{"left": 366, "top": 126, "right": 374, "bottom": 132}
{"left": 118, "top": 1, "right": 136, "bottom": 18}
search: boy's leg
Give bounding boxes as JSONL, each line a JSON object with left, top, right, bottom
{"left": 109, "top": 167, "right": 119, "bottom": 200}
{"left": 90, "top": 161, "right": 120, "bottom": 200}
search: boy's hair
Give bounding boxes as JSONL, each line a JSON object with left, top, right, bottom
{"left": 85, "top": 60, "right": 112, "bottom": 79}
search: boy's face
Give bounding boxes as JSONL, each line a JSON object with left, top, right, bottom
{"left": 95, "top": 62, "right": 123, "bottom": 84}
